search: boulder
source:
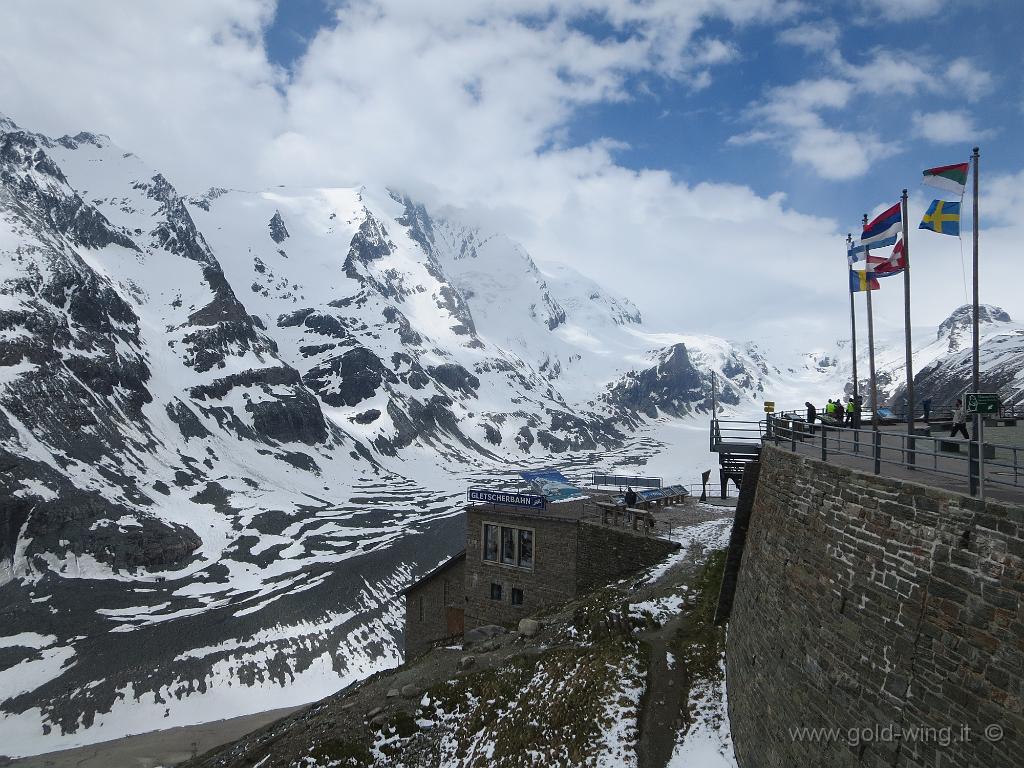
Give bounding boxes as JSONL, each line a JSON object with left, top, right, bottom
{"left": 400, "top": 684, "right": 419, "bottom": 699}
{"left": 518, "top": 618, "right": 541, "bottom": 637}
{"left": 459, "top": 655, "right": 476, "bottom": 670}
{"left": 463, "top": 624, "right": 507, "bottom": 645}
{"left": 386, "top": 689, "right": 400, "bottom": 699}
{"left": 366, "top": 706, "right": 383, "bottom": 718}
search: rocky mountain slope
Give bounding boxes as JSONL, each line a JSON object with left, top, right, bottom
{"left": 183, "top": 513, "right": 736, "bottom": 768}
{"left": 887, "top": 305, "right": 1024, "bottom": 410}
{"left": 2, "top": 112, "right": 1015, "bottom": 759}
{"left": 810, "top": 304, "right": 1024, "bottom": 411}
{"left": 0, "top": 115, "right": 772, "bottom": 758}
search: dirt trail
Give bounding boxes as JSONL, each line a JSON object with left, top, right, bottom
{"left": 637, "top": 609, "right": 692, "bottom": 768}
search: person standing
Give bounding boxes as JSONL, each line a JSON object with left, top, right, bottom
{"left": 624, "top": 486, "right": 637, "bottom": 508}
{"left": 845, "top": 398, "right": 855, "bottom": 425}
{"left": 922, "top": 397, "right": 932, "bottom": 423}
{"left": 805, "top": 401, "right": 817, "bottom": 435}
{"left": 950, "top": 399, "right": 970, "bottom": 439}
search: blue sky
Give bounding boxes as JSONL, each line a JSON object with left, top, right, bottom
{"left": 262, "top": 0, "right": 1023, "bottom": 231}
{"left": 1, "top": 0, "right": 1022, "bottom": 341}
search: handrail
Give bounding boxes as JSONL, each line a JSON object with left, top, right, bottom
{"left": 761, "top": 413, "right": 1022, "bottom": 494}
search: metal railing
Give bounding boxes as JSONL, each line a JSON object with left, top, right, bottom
{"left": 710, "top": 419, "right": 767, "bottom": 451}
{"left": 686, "top": 482, "right": 735, "bottom": 499}
{"left": 766, "top": 413, "right": 1023, "bottom": 495}
{"left": 788, "top": 403, "right": 1023, "bottom": 425}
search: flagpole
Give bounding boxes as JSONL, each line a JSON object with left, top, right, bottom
{"left": 847, "top": 233, "right": 859, "bottom": 403}
{"left": 972, "top": 147, "right": 980, "bottom": 394}
{"left": 900, "top": 189, "right": 915, "bottom": 467}
{"left": 863, "top": 214, "right": 878, "bottom": 432}
{"left": 971, "top": 146, "right": 981, "bottom": 497}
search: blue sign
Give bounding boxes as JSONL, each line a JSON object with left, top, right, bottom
{"left": 468, "top": 488, "right": 546, "bottom": 509}
{"left": 519, "top": 469, "right": 587, "bottom": 502}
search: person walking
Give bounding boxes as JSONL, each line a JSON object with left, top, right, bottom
{"left": 845, "top": 398, "right": 855, "bottom": 425}
{"left": 805, "top": 401, "right": 817, "bottom": 435}
{"left": 950, "top": 399, "right": 970, "bottom": 439}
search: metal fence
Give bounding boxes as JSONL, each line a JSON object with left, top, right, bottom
{"left": 765, "top": 413, "right": 1023, "bottom": 497}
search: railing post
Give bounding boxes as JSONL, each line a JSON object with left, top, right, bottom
{"left": 873, "top": 429, "right": 882, "bottom": 475}
{"left": 821, "top": 423, "right": 827, "bottom": 461}
{"left": 791, "top": 420, "right": 797, "bottom": 452}
{"left": 969, "top": 440, "right": 979, "bottom": 496}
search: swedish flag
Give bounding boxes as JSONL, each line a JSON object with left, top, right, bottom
{"left": 919, "top": 200, "right": 961, "bottom": 236}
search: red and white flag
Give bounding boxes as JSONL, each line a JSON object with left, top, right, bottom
{"left": 867, "top": 237, "right": 905, "bottom": 278}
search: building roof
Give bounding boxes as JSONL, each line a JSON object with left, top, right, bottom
{"left": 399, "top": 550, "right": 466, "bottom": 596}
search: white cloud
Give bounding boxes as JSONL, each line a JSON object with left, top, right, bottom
{"left": 859, "top": 0, "right": 943, "bottom": 21}
{"left": 735, "top": 77, "right": 896, "bottom": 179}
{"left": 945, "top": 57, "right": 994, "bottom": 101}
{"left": 791, "top": 126, "right": 894, "bottom": 180}
{"left": 0, "top": 0, "right": 1016, "bottom": 339}
{"left": 735, "top": 46, "right": 996, "bottom": 182}
{"left": 0, "top": 0, "right": 285, "bottom": 190}
{"left": 833, "top": 50, "right": 931, "bottom": 95}
{"left": 912, "top": 110, "right": 991, "bottom": 144}
{"left": 777, "top": 21, "right": 839, "bottom": 52}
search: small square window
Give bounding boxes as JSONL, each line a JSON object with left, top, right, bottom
{"left": 490, "top": 583, "right": 503, "bottom": 601}
{"left": 511, "top": 587, "right": 524, "bottom": 606}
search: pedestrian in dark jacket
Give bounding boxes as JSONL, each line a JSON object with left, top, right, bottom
{"left": 624, "top": 487, "right": 638, "bottom": 507}
{"left": 922, "top": 397, "right": 932, "bottom": 423}
{"left": 805, "top": 402, "right": 817, "bottom": 435}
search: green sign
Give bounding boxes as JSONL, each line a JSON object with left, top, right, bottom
{"left": 966, "top": 393, "right": 999, "bottom": 415}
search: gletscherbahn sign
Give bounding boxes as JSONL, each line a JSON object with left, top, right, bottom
{"left": 467, "top": 488, "right": 546, "bottom": 509}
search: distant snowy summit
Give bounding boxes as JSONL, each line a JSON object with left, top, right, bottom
{"left": 0, "top": 114, "right": 773, "bottom": 580}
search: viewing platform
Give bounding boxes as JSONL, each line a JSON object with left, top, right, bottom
{"left": 711, "top": 412, "right": 1024, "bottom": 505}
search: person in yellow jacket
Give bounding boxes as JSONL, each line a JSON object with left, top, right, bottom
{"left": 845, "top": 398, "right": 855, "bottom": 425}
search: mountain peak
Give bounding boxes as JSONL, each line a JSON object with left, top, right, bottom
{"left": 934, "top": 304, "right": 1011, "bottom": 353}
{"left": 56, "top": 130, "right": 111, "bottom": 150}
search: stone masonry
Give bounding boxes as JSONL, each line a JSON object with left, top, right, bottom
{"left": 727, "top": 444, "right": 1023, "bottom": 768}
{"left": 463, "top": 502, "right": 678, "bottom": 630}
{"left": 403, "top": 553, "right": 465, "bottom": 659}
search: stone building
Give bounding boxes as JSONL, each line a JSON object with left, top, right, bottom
{"left": 401, "top": 551, "right": 465, "bottom": 659}
{"left": 403, "top": 498, "right": 678, "bottom": 656}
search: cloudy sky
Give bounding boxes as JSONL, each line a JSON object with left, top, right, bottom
{"left": 1, "top": 0, "right": 1021, "bottom": 345}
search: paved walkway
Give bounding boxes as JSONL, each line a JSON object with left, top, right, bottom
{"left": 769, "top": 423, "right": 1024, "bottom": 505}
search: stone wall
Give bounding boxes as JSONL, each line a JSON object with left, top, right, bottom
{"left": 464, "top": 505, "right": 579, "bottom": 629}
{"left": 727, "top": 444, "right": 1023, "bottom": 768}
{"left": 403, "top": 555, "right": 465, "bottom": 659}
{"left": 575, "top": 521, "right": 679, "bottom": 592}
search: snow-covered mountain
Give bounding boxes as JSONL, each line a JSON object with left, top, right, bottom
{"left": 1, "top": 114, "right": 1018, "bottom": 759}
{"left": 803, "top": 304, "right": 1023, "bottom": 410}
{"left": 0, "top": 115, "right": 774, "bottom": 757}
{"left": 889, "top": 305, "right": 1024, "bottom": 409}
